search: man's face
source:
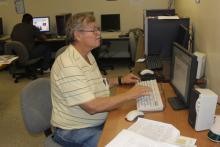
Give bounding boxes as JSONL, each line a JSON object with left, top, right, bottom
{"left": 76, "top": 22, "right": 101, "bottom": 50}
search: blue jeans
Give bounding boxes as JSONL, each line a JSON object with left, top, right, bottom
{"left": 53, "top": 124, "right": 104, "bottom": 147}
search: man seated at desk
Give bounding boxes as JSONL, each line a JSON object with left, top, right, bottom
{"left": 11, "top": 13, "right": 51, "bottom": 71}
{"left": 50, "top": 12, "right": 151, "bottom": 147}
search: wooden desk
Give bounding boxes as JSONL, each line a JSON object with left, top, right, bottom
{"left": 98, "top": 83, "right": 220, "bottom": 147}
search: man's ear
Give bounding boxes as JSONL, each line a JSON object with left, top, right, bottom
{"left": 74, "top": 31, "right": 81, "bottom": 42}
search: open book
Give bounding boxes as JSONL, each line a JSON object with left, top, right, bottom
{"left": 106, "top": 118, "right": 196, "bottom": 147}
{"left": 0, "top": 55, "right": 18, "bottom": 65}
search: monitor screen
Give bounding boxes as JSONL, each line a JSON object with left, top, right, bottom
{"left": 168, "top": 42, "right": 198, "bottom": 110}
{"left": 33, "top": 17, "right": 50, "bottom": 32}
{"left": 101, "top": 14, "right": 120, "bottom": 32}
{"left": 0, "top": 17, "right": 3, "bottom": 35}
{"left": 144, "top": 17, "right": 190, "bottom": 58}
{"left": 175, "top": 24, "right": 190, "bottom": 49}
{"left": 56, "top": 13, "right": 72, "bottom": 36}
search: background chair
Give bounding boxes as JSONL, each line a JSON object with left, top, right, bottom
{"left": 128, "top": 28, "right": 144, "bottom": 69}
{"left": 55, "top": 45, "right": 68, "bottom": 59}
{"left": 20, "top": 78, "right": 61, "bottom": 147}
{"left": 92, "top": 41, "right": 114, "bottom": 75}
{"left": 4, "top": 41, "right": 42, "bottom": 83}
{"left": 129, "top": 31, "right": 137, "bottom": 67}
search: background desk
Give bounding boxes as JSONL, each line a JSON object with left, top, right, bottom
{"left": 98, "top": 84, "right": 220, "bottom": 147}
{"left": 0, "top": 35, "right": 10, "bottom": 54}
{"left": 43, "top": 33, "right": 130, "bottom": 58}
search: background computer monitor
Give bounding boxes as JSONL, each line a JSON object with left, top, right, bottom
{"left": 33, "top": 16, "right": 50, "bottom": 32}
{"left": 0, "top": 17, "right": 3, "bottom": 35}
{"left": 145, "top": 17, "right": 190, "bottom": 58}
{"left": 101, "top": 14, "right": 120, "bottom": 32}
{"left": 168, "top": 42, "right": 198, "bottom": 110}
{"left": 56, "top": 13, "right": 72, "bottom": 36}
{"left": 175, "top": 24, "right": 190, "bottom": 49}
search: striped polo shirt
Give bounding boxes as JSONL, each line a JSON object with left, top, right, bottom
{"left": 50, "top": 45, "right": 110, "bottom": 130}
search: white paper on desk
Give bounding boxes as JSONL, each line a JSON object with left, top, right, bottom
{"left": 128, "top": 118, "right": 180, "bottom": 144}
{"left": 0, "top": 55, "right": 18, "bottom": 64}
{"left": 136, "top": 58, "right": 145, "bottom": 62}
{"left": 106, "top": 129, "right": 178, "bottom": 147}
{"left": 157, "top": 16, "right": 179, "bottom": 19}
{"left": 174, "top": 136, "right": 197, "bottom": 147}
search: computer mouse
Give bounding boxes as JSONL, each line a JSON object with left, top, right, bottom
{"left": 140, "top": 69, "right": 154, "bottom": 75}
{"left": 125, "top": 110, "right": 144, "bottom": 122}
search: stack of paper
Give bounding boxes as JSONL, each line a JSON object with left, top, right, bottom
{"left": 106, "top": 118, "right": 197, "bottom": 147}
{"left": 0, "top": 55, "right": 18, "bottom": 65}
{"left": 157, "top": 16, "right": 179, "bottom": 19}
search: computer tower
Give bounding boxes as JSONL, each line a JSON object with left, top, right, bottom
{"left": 56, "top": 13, "right": 72, "bottom": 36}
{"left": 188, "top": 88, "right": 218, "bottom": 131}
{"left": 145, "top": 9, "right": 175, "bottom": 17}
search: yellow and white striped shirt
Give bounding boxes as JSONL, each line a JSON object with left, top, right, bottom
{"left": 51, "top": 45, "right": 109, "bottom": 130}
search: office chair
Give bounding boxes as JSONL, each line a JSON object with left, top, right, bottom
{"left": 128, "top": 29, "right": 144, "bottom": 70}
{"left": 20, "top": 78, "right": 61, "bottom": 147}
{"left": 4, "top": 41, "right": 42, "bottom": 83}
{"left": 92, "top": 41, "right": 114, "bottom": 75}
{"left": 55, "top": 45, "right": 68, "bottom": 58}
{"left": 129, "top": 31, "right": 137, "bottom": 67}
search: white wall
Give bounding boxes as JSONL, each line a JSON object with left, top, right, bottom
{"left": 175, "top": 0, "right": 220, "bottom": 101}
{"left": 0, "top": 0, "right": 170, "bottom": 34}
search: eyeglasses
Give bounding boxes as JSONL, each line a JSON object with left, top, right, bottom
{"left": 78, "top": 27, "right": 101, "bottom": 33}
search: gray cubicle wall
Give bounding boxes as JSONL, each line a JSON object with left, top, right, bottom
{"left": 144, "top": 17, "right": 190, "bottom": 58}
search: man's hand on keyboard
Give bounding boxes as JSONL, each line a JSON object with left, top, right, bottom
{"left": 121, "top": 73, "right": 140, "bottom": 84}
{"left": 125, "top": 85, "right": 152, "bottom": 100}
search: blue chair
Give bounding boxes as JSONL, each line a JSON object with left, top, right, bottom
{"left": 20, "top": 78, "right": 61, "bottom": 147}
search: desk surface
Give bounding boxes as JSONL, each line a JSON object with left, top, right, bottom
{"left": 98, "top": 84, "right": 220, "bottom": 147}
{"left": 0, "top": 35, "right": 10, "bottom": 41}
{"left": 44, "top": 32, "right": 128, "bottom": 42}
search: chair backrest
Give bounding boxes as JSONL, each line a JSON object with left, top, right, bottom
{"left": 55, "top": 45, "right": 68, "bottom": 58}
{"left": 4, "top": 41, "right": 29, "bottom": 64}
{"left": 21, "top": 78, "right": 51, "bottom": 134}
{"left": 129, "top": 31, "right": 137, "bottom": 63}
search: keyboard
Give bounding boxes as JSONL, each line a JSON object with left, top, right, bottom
{"left": 145, "top": 56, "right": 163, "bottom": 70}
{"left": 136, "top": 80, "right": 164, "bottom": 111}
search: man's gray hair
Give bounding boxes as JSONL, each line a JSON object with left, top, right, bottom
{"left": 66, "top": 12, "right": 95, "bottom": 43}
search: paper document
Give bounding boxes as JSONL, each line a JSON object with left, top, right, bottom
{"left": 106, "top": 129, "right": 178, "bottom": 147}
{"left": 174, "top": 136, "right": 197, "bottom": 147}
{"left": 158, "top": 16, "right": 179, "bottom": 19}
{"left": 0, "top": 55, "right": 18, "bottom": 64}
{"left": 106, "top": 118, "right": 197, "bottom": 147}
{"left": 136, "top": 58, "right": 145, "bottom": 62}
{"left": 128, "top": 118, "right": 180, "bottom": 143}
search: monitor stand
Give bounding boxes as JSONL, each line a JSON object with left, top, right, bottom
{"left": 168, "top": 97, "right": 187, "bottom": 110}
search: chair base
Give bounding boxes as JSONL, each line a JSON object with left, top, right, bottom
{"left": 9, "top": 66, "right": 40, "bottom": 83}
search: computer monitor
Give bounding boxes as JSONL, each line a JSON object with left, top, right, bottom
{"left": 56, "top": 13, "right": 72, "bottom": 36}
{"left": 33, "top": 16, "right": 50, "bottom": 32}
{"left": 0, "top": 17, "right": 3, "bottom": 35}
{"left": 101, "top": 14, "right": 120, "bottom": 32}
{"left": 168, "top": 42, "right": 198, "bottom": 110}
{"left": 144, "top": 17, "right": 190, "bottom": 58}
{"left": 175, "top": 24, "right": 190, "bottom": 49}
